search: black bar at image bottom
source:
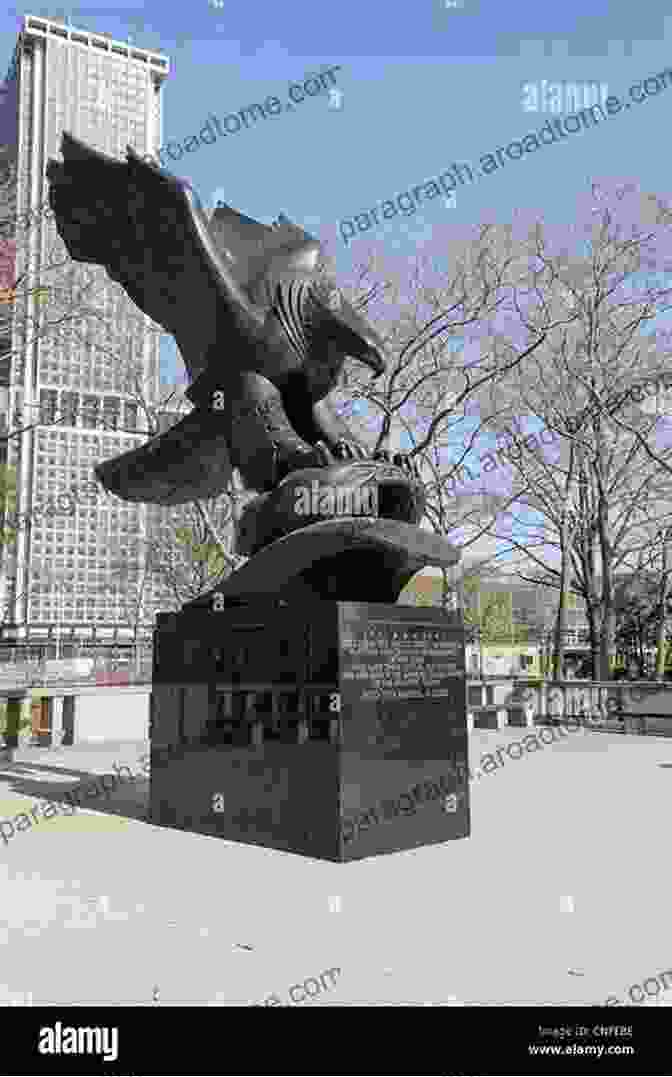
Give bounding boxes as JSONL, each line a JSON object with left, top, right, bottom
{"left": 4, "top": 1005, "right": 667, "bottom": 1074}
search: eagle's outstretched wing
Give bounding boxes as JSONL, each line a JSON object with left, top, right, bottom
{"left": 47, "top": 133, "right": 264, "bottom": 385}
{"left": 207, "top": 203, "right": 323, "bottom": 292}
{"left": 46, "top": 134, "right": 338, "bottom": 507}
{"left": 47, "top": 134, "right": 327, "bottom": 384}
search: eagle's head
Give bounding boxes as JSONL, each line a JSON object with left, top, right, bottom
{"left": 307, "top": 278, "right": 389, "bottom": 377}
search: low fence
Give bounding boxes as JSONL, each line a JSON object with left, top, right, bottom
{"left": 0, "top": 666, "right": 153, "bottom": 690}
{"left": 468, "top": 678, "right": 672, "bottom": 736}
{"left": 1, "top": 677, "right": 671, "bottom": 757}
{"left": 0, "top": 684, "right": 151, "bottom": 754}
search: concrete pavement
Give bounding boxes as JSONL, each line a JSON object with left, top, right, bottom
{"left": 0, "top": 727, "right": 671, "bottom": 1008}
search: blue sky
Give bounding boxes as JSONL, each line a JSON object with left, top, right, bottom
{"left": 1, "top": 0, "right": 671, "bottom": 569}
{"left": 2, "top": 0, "right": 670, "bottom": 377}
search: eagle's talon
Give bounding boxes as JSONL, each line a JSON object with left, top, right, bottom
{"left": 314, "top": 441, "right": 335, "bottom": 466}
{"left": 333, "top": 439, "right": 366, "bottom": 461}
{"left": 373, "top": 449, "right": 420, "bottom": 480}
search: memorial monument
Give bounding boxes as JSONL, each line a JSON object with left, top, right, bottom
{"left": 47, "top": 133, "right": 471, "bottom": 859}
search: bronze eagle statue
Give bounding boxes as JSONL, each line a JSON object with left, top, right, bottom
{"left": 46, "top": 134, "right": 469, "bottom": 602}
{"left": 46, "top": 133, "right": 416, "bottom": 507}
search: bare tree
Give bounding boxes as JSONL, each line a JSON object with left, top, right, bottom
{"left": 143, "top": 490, "right": 247, "bottom": 609}
{"left": 324, "top": 233, "right": 571, "bottom": 604}
{"left": 462, "top": 182, "right": 672, "bottom": 678}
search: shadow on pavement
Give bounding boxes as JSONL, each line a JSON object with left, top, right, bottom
{"left": 0, "top": 759, "right": 149, "bottom": 823}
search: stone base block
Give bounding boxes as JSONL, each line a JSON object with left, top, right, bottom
{"left": 150, "top": 600, "right": 470, "bottom": 861}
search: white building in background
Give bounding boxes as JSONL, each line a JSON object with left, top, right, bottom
{"left": 0, "top": 14, "right": 180, "bottom": 654}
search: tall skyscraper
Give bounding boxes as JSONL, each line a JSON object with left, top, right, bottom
{"left": 0, "top": 14, "right": 173, "bottom": 654}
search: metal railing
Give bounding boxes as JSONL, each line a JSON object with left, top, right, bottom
{"left": 0, "top": 661, "right": 153, "bottom": 689}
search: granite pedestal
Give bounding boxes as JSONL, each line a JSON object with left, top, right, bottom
{"left": 150, "top": 600, "right": 470, "bottom": 861}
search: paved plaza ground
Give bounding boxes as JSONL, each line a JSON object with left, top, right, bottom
{"left": 0, "top": 725, "right": 671, "bottom": 1009}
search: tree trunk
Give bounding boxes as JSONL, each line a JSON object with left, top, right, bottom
{"left": 553, "top": 446, "right": 576, "bottom": 679}
{"left": 598, "top": 599, "right": 616, "bottom": 681}
{"left": 595, "top": 475, "right": 615, "bottom": 680}
{"left": 553, "top": 523, "right": 570, "bottom": 680}
{"left": 655, "top": 533, "right": 671, "bottom": 680}
{"left": 584, "top": 603, "right": 599, "bottom": 679}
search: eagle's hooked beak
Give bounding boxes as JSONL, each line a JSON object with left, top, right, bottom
{"left": 326, "top": 295, "right": 388, "bottom": 377}
{"left": 358, "top": 345, "right": 387, "bottom": 378}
